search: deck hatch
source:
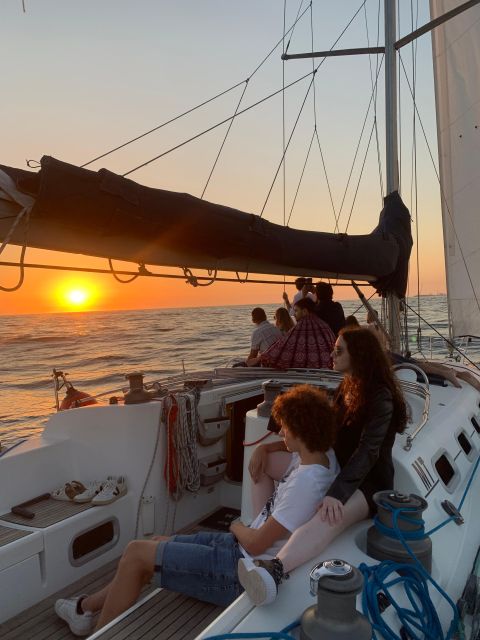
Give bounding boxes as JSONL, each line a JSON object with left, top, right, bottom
{"left": 471, "top": 415, "right": 480, "bottom": 433}
{"left": 457, "top": 431, "right": 472, "bottom": 456}
{"left": 434, "top": 454, "right": 456, "bottom": 488}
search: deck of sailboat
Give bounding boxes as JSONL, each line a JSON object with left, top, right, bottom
{"left": 0, "top": 557, "right": 221, "bottom": 640}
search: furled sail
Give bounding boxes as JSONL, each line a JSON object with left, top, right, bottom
{"left": 0, "top": 156, "right": 412, "bottom": 296}
{"left": 430, "top": 0, "right": 480, "bottom": 336}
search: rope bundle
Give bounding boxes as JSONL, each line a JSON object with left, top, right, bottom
{"left": 164, "top": 392, "right": 201, "bottom": 500}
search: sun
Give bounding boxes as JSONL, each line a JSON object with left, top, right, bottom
{"left": 67, "top": 289, "right": 88, "bottom": 306}
{"left": 54, "top": 279, "right": 99, "bottom": 311}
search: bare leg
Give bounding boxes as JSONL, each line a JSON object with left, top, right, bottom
{"left": 95, "top": 539, "right": 159, "bottom": 631}
{"left": 81, "top": 585, "right": 110, "bottom": 614}
{"left": 251, "top": 451, "right": 292, "bottom": 517}
{"left": 81, "top": 535, "right": 170, "bottom": 615}
{"left": 277, "top": 490, "right": 369, "bottom": 573}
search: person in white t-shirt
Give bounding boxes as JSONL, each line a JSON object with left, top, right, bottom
{"left": 245, "top": 307, "right": 281, "bottom": 362}
{"left": 54, "top": 385, "right": 339, "bottom": 636}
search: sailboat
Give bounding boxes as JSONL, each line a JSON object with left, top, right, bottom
{"left": 1, "top": 1, "right": 480, "bottom": 638}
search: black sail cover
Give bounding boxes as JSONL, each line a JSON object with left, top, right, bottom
{"left": 0, "top": 156, "right": 412, "bottom": 297}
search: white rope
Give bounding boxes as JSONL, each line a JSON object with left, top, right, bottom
{"left": 165, "top": 392, "right": 201, "bottom": 501}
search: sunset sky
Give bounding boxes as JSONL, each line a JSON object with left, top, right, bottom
{"left": 1, "top": 1, "right": 445, "bottom": 315}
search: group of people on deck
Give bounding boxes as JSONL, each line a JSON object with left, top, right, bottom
{"left": 243, "top": 277, "right": 347, "bottom": 370}
{"left": 54, "top": 280, "right": 477, "bottom": 636}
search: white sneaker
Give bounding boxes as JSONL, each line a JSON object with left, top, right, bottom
{"left": 73, "top": 480, "right": 104, "bottom": 503}
{"left": 54, "top": 595, "right": 94, "bottom": 636}
{"left": 237, "top": 557, "right": 282, "bottom": 606}
{"left": 91, "top": 476, "right": 127, "bottom": 505}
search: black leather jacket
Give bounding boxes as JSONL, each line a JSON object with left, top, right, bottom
{"left": 326, "top": 385, "right": 396, "bottom": 509}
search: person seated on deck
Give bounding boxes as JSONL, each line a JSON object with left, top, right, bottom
{"left": 248, "top": 297, "right": 335, "bottom": 369}
{"left": 54, "top": 385, "right": 339, "bottom": 636}
{"left": 313, "top": 282, "right": 346, "bottom": 336}
{"left": 274, "top": 306, "right": 295, "bottom": 334}
{"left": 282, "top": 277, "right": 316, "bottom": 317}
{"left": 238, "top": 327, "right": 407, "bottom": 606}
{"left": 345, "top": 314, "right": 360, "bottom": 328}
{"left": 246, "top": 307, "right": 282, "bottom": 362}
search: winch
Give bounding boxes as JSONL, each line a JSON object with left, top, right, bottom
{"left": 367, "top": 490, "right": 432, "bottom": 572}
{"left": 300, "top": 559, "right": 371, "bottom": 640}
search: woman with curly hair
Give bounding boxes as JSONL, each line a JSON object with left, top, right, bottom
{"left": 239, "top": 327, "right": 407, "bottom": 606}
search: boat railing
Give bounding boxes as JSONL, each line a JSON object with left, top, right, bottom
{"left": 393, "top": 363, "right": 430, "bottom": 451}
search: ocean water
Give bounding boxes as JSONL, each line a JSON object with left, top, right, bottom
{"left": 0, "top": 295, "right": 476, "bottom": 445}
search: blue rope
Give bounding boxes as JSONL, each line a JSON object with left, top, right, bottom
{"left": 360, "top": 453, "right": 480, "bottom": 639}
{"left": 360, "top": 507, "right": 459, "bottom": 639}
{"left": 204, "top": 620, "right": 300, "bottom": 640}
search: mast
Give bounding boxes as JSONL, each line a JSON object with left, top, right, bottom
{"left": 384, "top": 0, "right": 402, "bottom": 352}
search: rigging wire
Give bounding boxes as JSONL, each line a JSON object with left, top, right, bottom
{"left": 126, "top": 2, "right": 369, "bottom": 182}
{"left": 122, "top": 71, "right": 315, "bottom": 178}
{"left": 398, "top": 52, "right": 480, "bottom": 323}
{"left": 404, "top": 300, "right": 480, "bottom": 371}
{"left": 81, "top": 81, "right": 246, "bottom": 169}
{"left": 344, "top": 118, "right": 376, "bottom": 234}
{"left": 0, "top": 244, "right": 26, "bottom": 292}
{"left": 363, "top": 0, "right": 384, "bottom": 204}
{"left": 0, "top": 206, "right": 30, "bottom": 292}
{"left": 286, "top": 129, "right": 315, "bottom": 226}
{"left": 200, "top": 80, "right": 249, "bottom": 199}
{"left": 314, "top": 128, "right": 338, "bottom": 231}
{"left": 336, "top": 55, "right": 385, "bottom": 233}
{"left": 309, "top": 1, "right": 338, "bottom": 234}
{"left": 0, "top": 259, "right": 363, "bottom": 287}
{"left": 409, "top": 0, "right": 422, "bottom": 347}
{"left": 260, "top": 76, "right": 315, "bottom": 217}
{"left": 282, "top": 0, "right": 288, "bottom": 229}
{"left": 183, "top": 267, "right": 218, "bottom": 287}
{"left": 261, "top": 0, "right": 370, "bottom": 219}
{"left": 108, "top": 258, "right": 143, "bottom": 284}
{"left": 285, "top": 2, "right": 338, "bottom": 233}
{"left": 84, "top": 5, "right": 311, "bottom": 173}
{"left": 82, "top": 4, "right": 313, "bottom": 170}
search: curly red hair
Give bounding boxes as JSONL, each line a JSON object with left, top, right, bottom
{"left": 272, "top": 384, "right": 336, "bottom": 453}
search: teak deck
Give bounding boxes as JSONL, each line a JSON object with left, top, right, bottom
{"left": 0, "top": 558, "right": 221, "bottom": 640}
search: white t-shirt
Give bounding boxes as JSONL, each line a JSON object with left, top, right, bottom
{"left": 241, "top": 449, "right": 340, "bottom": 560}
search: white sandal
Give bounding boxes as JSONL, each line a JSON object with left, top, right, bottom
{"left": 51, "top": 480, "right": 86, "bottom": 501}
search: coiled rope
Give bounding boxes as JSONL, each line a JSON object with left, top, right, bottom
{"left": 164, "top": 393, "right": 201, "bottom": 501}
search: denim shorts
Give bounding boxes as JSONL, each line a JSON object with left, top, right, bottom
{"left": 153, "top": 531, "right": 244, "bottom": 607}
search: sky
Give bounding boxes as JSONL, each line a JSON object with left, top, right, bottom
{"left": 0, "top": 0, "right": 446, "bottom": 315}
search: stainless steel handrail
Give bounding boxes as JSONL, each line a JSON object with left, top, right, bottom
{"left": 393, "top": 363, "right": 430, "bottom": 451}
